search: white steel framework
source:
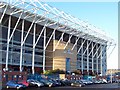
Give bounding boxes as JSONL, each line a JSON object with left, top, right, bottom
{"left": 0, "top": 0, "right": 116, "bottom": 75}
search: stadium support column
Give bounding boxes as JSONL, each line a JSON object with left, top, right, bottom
{"left": 87, "top": 41, "right": 89, "bottom": 75}
{"left": 102, "top": 45, "right": 108, "bottom": 75}
{"left": 5, "top": 15, "right": 11, "bottom": 71}
{"left": 100, "top": 45, "right": 103, "bottom": 75}
{"left": 61, "top": 33, "right": 63, "bottom": 41}
{"left": 53, "top": 29, "right": 55, "bottom": 48}
{"left": 20, "top": 20, "right": 24, "bottom": 72}
{"left": 96, "top": 44, "right": 98, "bottom": 75}
{"left": 81, "top": 39, "right": 83, "bottom": 74}
{"left": 43, "top": 27, "right": 46, "bottom": 73}
{"left": 32, "top": 23, "right": 36, "bottom": 74}
{"left": 79, "top": 39, "right": 86, "bottom": 74}
{"left": 92, "top": 42, "right": 94, "bottom": 74}
{"left": 53, "top": 29, "right": 55, "bottom": 70}
{"left": 10, "top": 36, "right": 13, "bottom": 64}
{"left": 92, "top": 44, "right": 100, "bottom": 75}
{"left": 64, "top": 34, "right": 72, "bottom": 49}
{"left": 53, "top": 31, "right": 65, "bottom": 51}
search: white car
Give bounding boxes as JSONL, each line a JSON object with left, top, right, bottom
{"left": 34, "top": 80, "right": 44, "bottom": 87}
{"left": 102, "top": 79, "right": 107, "bottom": 83}
{"left": 27, "top": 79, "right": 44, "bottom": 87}
{"left": 80, "top": 80, "right": 89, "bottom": 85}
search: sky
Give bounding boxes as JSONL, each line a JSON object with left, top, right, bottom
{"left": 46, "top": 2, "right": 118, "bottom": 69}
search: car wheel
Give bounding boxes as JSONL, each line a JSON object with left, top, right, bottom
{"left": 17, "top": 86, "right": 20, "bottom": 90}
{"left": 6, "top": 86, "right": 9, "bottom": 88}
{"left": 37, "top": 85, "right": 40, "bottom": 87}
{"left": 79, "top": 84, "right": 82, "bottom": 87}
{"left": 49, "top": 84, "right": 52, "bottom": 87}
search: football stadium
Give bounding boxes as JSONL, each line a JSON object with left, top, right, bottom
{"left": 0, "top": 0, "right": 115, "bottom": 76}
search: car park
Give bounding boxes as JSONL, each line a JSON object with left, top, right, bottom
{"left": 5, "top": 73, "right": 112, "bottom": 89}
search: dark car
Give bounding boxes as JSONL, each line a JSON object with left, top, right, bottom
{"left": 58, "top": 79, "right": 71, "bottom": 86}
{"left": 49, "top": 79, "right": 61, "bottom": 86}
{"left": 54, "top": 79, "right": 62, "bottom": 86}
{"left": 6, "top": 80, "right": 26, "bottom": 89}
{"left": 71, "top": 80, "right": 85, "bottom": 87}
{"left": 40, "top": 79, "right": 55, "bottom": 87}
{"left": 62, "top": 79, "right": 71, "bottom": 86}
{"left": 57, "top": 80, "right": 67, "bottom": 86}
{"left": 78, "top": 80, "right": 85, "bottom": 86}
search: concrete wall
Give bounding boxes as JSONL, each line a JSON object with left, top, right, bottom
{"left": 45, "top": 40, "right": 77, "bottom": 72}
{"left": 54, "top": 40, "right": 77, "bottom": 72}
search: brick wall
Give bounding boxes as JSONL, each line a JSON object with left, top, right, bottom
{"left": 2, "top": 71, "right": 27, "bottom": 87}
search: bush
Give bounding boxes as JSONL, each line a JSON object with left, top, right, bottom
{"left": 43, "top": 69, "right": 65, "bottom": 75}
{"left": 72, "top": 70, "right": 81, "bottom": 75}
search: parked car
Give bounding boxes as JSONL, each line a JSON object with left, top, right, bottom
{"left": 80, "top": 79, "right": 89, "bottom": 85}
{"left": 57, "top": 79, "right": 67, "bottom": 86}
{"left": 27, "top": 79, "right": 35, "bottom": 86}
{"left": 87, "top": 80, "right": 93, "bottom": 84}
{"left": 27, "top": 79, "right": 44, "bottom": 87}
{"left": 93, "top": 79, "right": 107, "bottom": 84}
{"left": 78, "top": 80, "right": 85, "bottom": 86}
{"left": 116, "top": 79, "right": 120, "bottom": 83}
{"left": 49, "top": 79, "right": 61, "bottom": 86}
{"left": 55, "top": 79, "right": 62, "bottom": 86}
{"left": 6, "top": 80, "right": 26, "bottom": 89}
{"left": 80, "top": 79, "right": 93, "bottom": 85}
{"left": 39, "top": 79, "right": 55, "bottom": 87}
{"left": 99, "top": 79, "right": 107, "bottom": 84}
{"left": 71, "top": 80, "right": 85, "bottom": 87}
{"left": 18, "top": 80, "right": 29, "bottom": 87}
{"left": 93, "top": 80, "right": 101, "bottom": 84}
{"left": 62, "top": 79, "right": 71, "bottom": 86}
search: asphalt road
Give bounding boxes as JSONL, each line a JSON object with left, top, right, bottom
{"left": 1, "top": 83, "right": 120, "bottom": 90}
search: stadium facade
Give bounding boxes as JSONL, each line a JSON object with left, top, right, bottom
{"left": 0, "top": 1, "right": 115, "bottom": 75}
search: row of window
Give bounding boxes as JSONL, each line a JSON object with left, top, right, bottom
{"left": 2, "top": 58, "right": 43, "bottom": 65}
{"left": 1, "top": 26, "right": 44, "bottom": 46}
{"left": 1, "top": 45, "right": 43, "bottom": 55}
{"left": 1, "top": 26, "right": 107, "bottom": 50}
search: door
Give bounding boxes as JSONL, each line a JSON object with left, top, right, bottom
{"left": 66, "top": 58, "right": 70, "bottom": 72}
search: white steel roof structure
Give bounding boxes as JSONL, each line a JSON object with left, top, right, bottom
{"left": 0, "top": 0, "right": 117, "bottom": 74}
{"left": 0, "top": 0, "right": 115, "bottom": 46}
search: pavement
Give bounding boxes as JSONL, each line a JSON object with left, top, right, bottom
{"left": 1, "top": 83, "right": 120, "bottom": 90}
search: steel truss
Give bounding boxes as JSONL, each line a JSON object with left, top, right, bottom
{"left": 0, "top": 1, "right": 116, "bottom": 75}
